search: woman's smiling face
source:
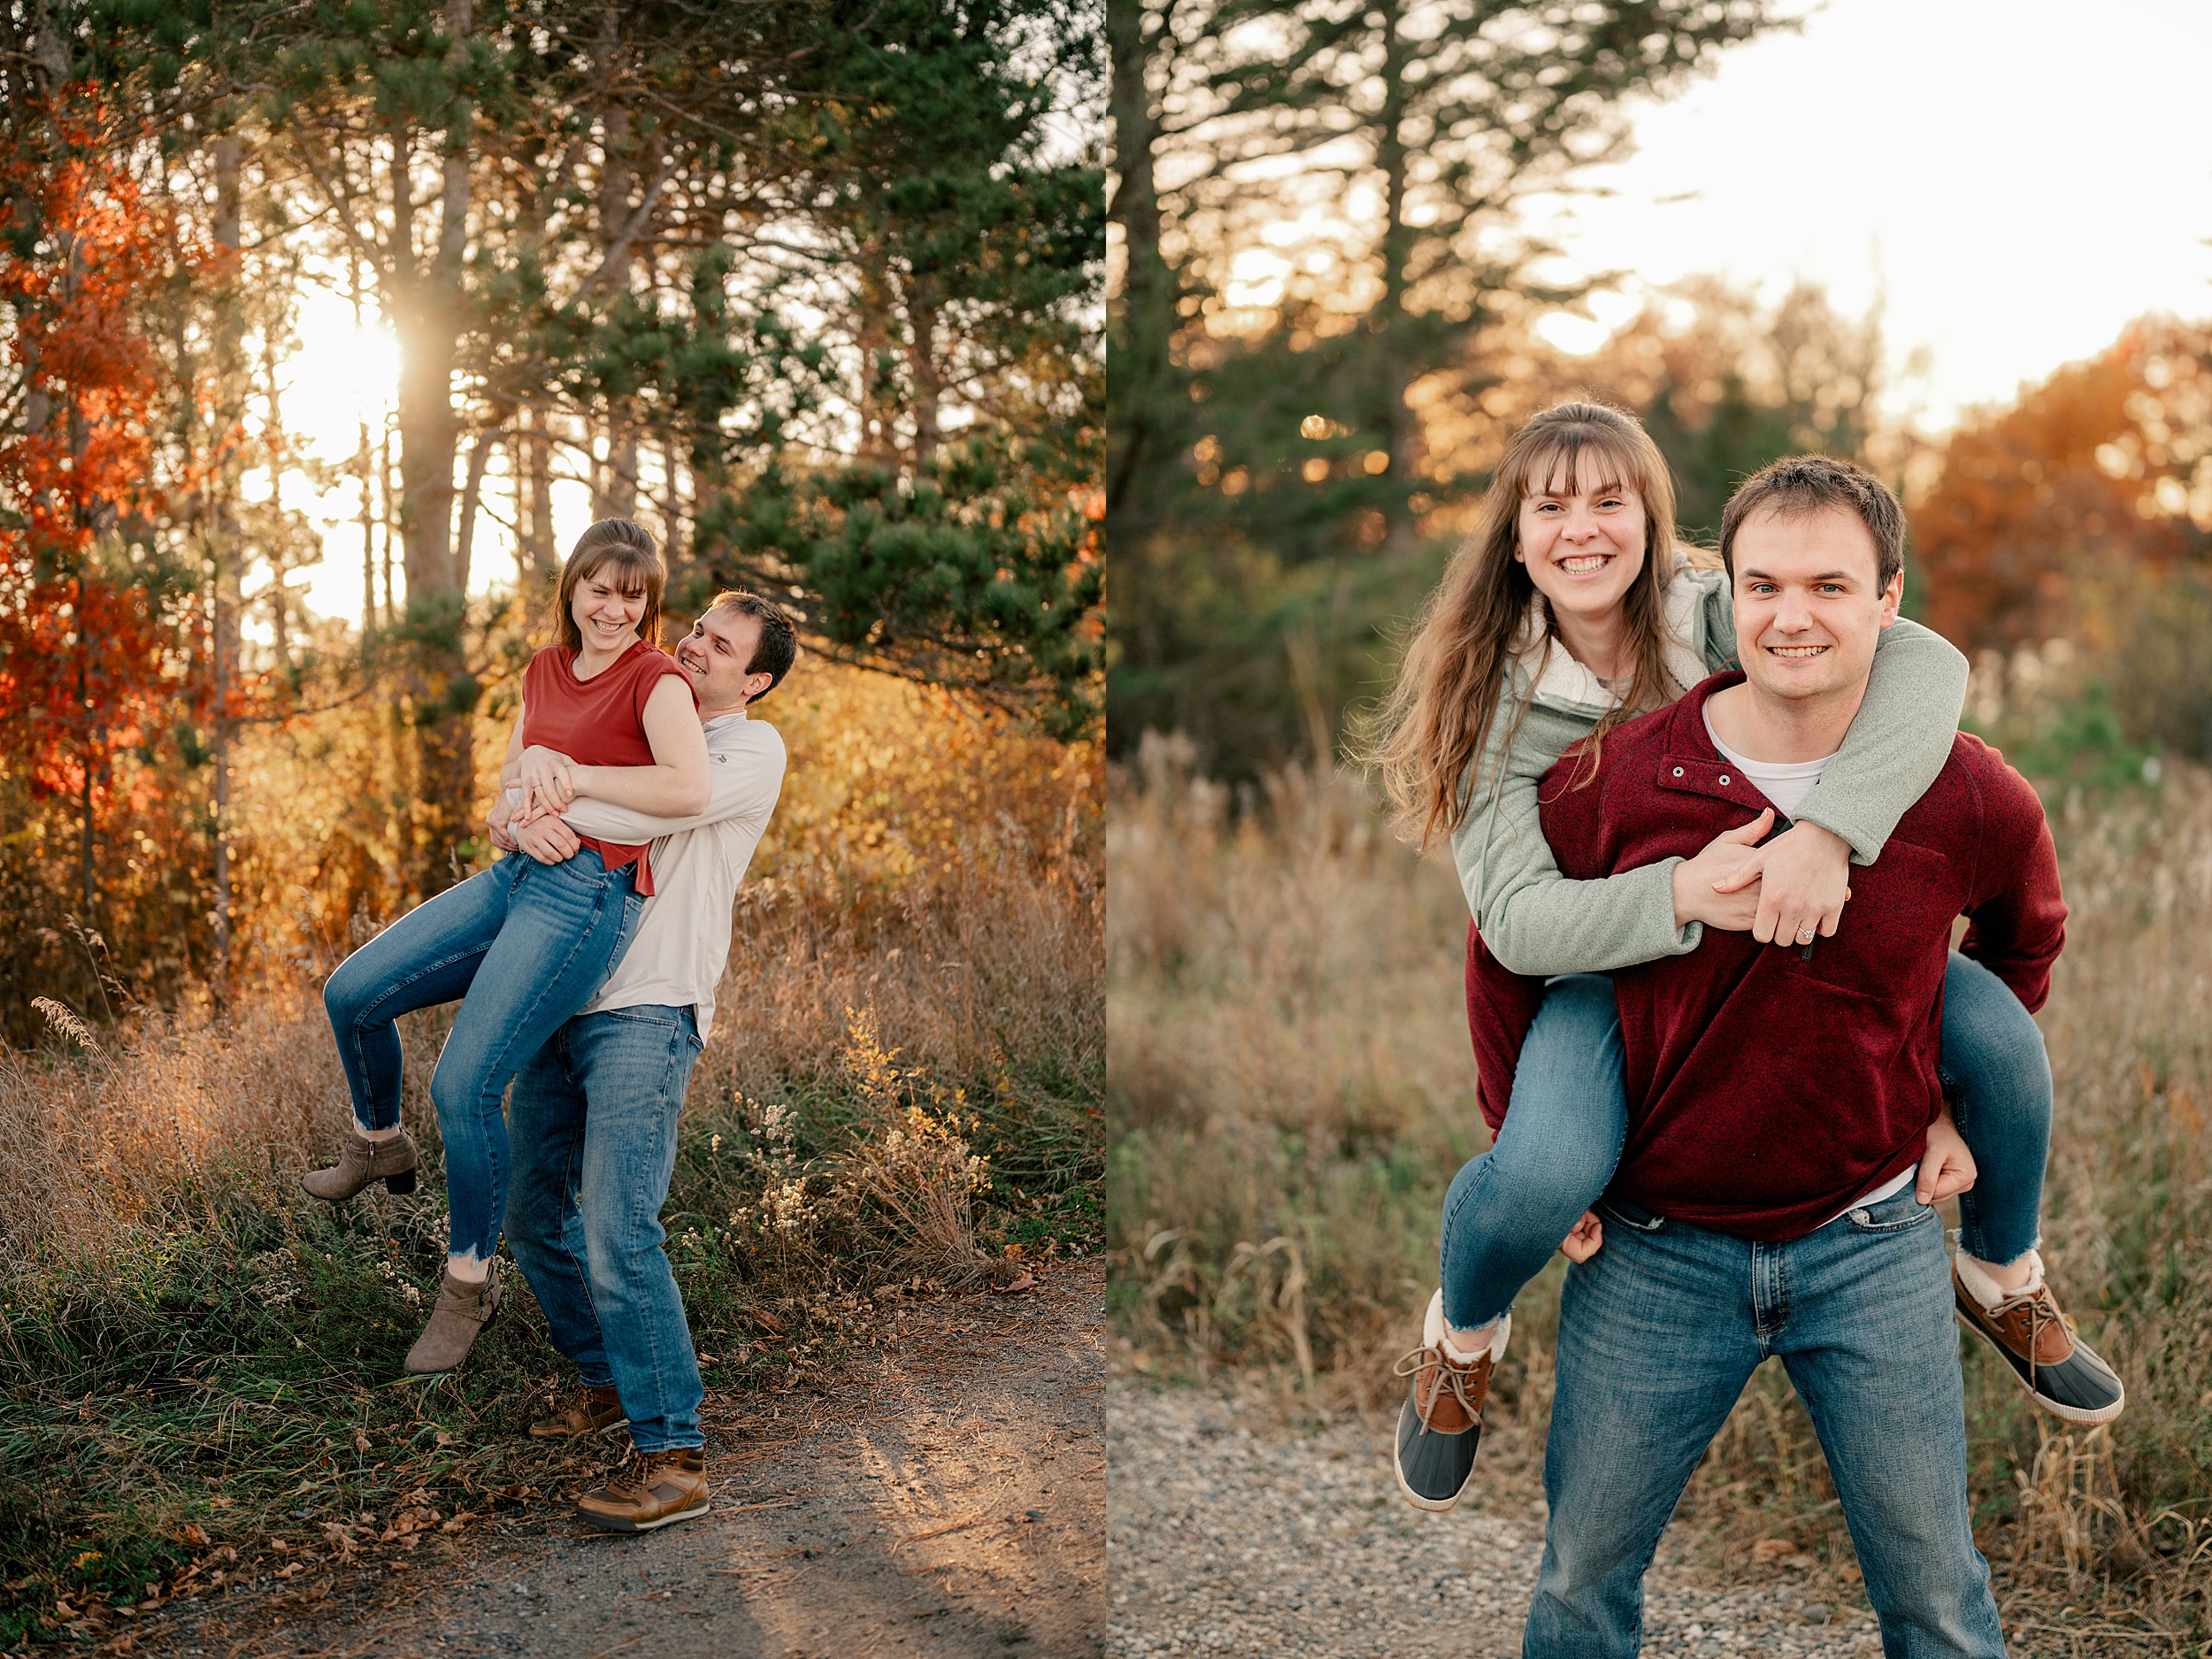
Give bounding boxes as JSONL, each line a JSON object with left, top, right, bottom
{"left": 572, "top": 570, "right": 647, "bottom": 655}
{"left": 1514, "top": 465, "right": 1648, "bottom": 630}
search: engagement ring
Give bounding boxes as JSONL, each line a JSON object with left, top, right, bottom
{"left": 1796, "top": 927, "right": 1815, "bottom": 941}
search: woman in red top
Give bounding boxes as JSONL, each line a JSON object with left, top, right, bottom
{"left": 305, "top": 520, "right": 709, "bottom": 1375}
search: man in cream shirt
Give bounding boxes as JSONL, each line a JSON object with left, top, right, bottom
{"left": 488, "top": 589, "right": 793, "bottom": 1533}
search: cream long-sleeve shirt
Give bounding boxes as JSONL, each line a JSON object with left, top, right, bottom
{"left": 551, "top": 707, "right": 787, "bottom": 1040}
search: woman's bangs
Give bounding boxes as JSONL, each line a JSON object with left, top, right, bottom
{"left": 579, "top": 545, "right": 659, "bottom": 598}
{"left": 1511, "top": 430, "right": 1640, "bottom": 503}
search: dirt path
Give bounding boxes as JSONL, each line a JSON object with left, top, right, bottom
{"left": 130, "top": 1266, "right": 1105, "bottom": 1659}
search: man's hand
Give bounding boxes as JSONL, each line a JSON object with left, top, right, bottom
{"left": 1713, "top": 819, "right": 1854, "bottom": 949}
{"left": 513, "top": 745, "right": 579, "bottom": 824}
{"left": 488, "top": 791, "right": 519, "bottom": 854}
{"left": 1915, "top": 1105, "right": 1978, "bottom": 1205}
{"left": 1559, "top": 1210, "right": 1604, "bottom": 1263}
{"left": 514, "top": 813, "right": 581, "bottom": 865}
{"left": 1671, "top": 808, "right": 1773, "bottom": 931}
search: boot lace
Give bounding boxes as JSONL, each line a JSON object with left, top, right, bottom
{"left": 1391, "top": 1343, "right": 1486, "bottom": 1435}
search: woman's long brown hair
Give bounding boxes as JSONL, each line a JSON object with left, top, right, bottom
{"left": 1362, "top": 401, "right": 1694, "bottom": 852}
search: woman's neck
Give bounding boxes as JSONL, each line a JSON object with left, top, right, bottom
{"left": 572, "top": 636, "right": 637, "bottom": 680}
{"left": 1549, "top": 603, "right": 1632, "bottom": 682}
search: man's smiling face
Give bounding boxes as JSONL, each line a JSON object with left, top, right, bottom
{"left": 675, "top": 606, "right": 765, "bottom": 710}
{"left": 1732, "top": 503, "right": 1902, "bottom": 705}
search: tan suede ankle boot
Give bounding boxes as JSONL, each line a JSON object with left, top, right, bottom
{"left": 403, "top": 1263, "right": 503, "bottom": 1375}
{"left": 302, "top": 1126, "right": 419, "bottom": 1202}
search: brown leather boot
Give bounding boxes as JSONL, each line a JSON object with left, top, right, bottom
{"left": 302, "top": 1127, "right": 419, "bottom": 1202}
{"left": 403, "top": 1263, "right": 503, "bottom": 1375}
{"left": 529, "top": 1384, "right": 627, "bottom": 1440}
{"left": 1392, "top": 1289, "right": 1509, "bottom": 1513}
{"left": 576, "top": 1447, "right": 710, "bottom": 1533}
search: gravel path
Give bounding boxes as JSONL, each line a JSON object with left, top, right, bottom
{"left": 1107, "top": 1379, "right": 1886, "bottom": 1659}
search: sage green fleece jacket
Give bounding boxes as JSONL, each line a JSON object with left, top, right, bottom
{"left": 1452, "top": 558, "right": 1972, "bottom": 978}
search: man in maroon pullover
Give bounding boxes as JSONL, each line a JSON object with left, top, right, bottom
{"left": 1483, "top": 457, "right": 2079, "bottom": 1659}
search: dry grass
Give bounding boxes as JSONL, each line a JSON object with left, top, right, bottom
{"left": 1108, "top": 730, "right": 2212, "bottom": 1648}
{"left": 0, "top": 672, "right": 1101, "bottom": 1645}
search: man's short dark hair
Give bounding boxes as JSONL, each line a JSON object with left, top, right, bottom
{"left": 707, "top": 589, "right": 798, "bottom": 698}
{"left": 1719, "top": 455, "right": 1906, "bottom": 591}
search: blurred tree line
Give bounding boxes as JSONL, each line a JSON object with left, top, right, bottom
{"left": 1108, "top": 0, "right": 1798, "bottom": 772}
{"left": 0, "top": 0, "right": 1103, "bottom": 1042}
{"left": 1109, "top": 0, "right": 2212, "bottom": 786}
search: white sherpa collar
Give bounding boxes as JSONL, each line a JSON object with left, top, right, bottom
{"left": 1512, "top": 552, "right": 1719, "bottom": 716}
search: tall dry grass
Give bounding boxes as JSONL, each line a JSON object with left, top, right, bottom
{"left": 1109, "top": 730, "right": 2212, "bottom": 1640}
{"left": 0, "top": 666, "right": 1101, "bottom": 1640}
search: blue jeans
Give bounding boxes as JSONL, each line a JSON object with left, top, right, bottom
{"left": 1939, "top": 952, "right": 2050, "bottom": 1267}
{"left": 505, "top": 1006, "right": 705, "bottom": 1453}
{"left": 1527, "top": 1186, "right": 2005, "bottom": 1658}
{"left": 1440, "top": 951, "right": 2054, "bottom": 1328}
{"left": 322, "top": 850, "right": 642, "bottom": 1263}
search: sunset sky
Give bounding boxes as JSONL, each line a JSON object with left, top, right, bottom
{"left": 1522, "top": 0, "right": 2212, "bottom": 427}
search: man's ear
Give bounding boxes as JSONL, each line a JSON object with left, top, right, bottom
{"left": 1878, "top": 570, "right": 1903, "bottom": 628}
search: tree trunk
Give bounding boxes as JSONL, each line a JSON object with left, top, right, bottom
{"left": 1105, "top": 0, "right": 1175, "bottom": 532}
{"left": 595, "top": 9, "right": 640, "bottom": 520}
{"left": 208, "top": 134, "right": 243, "bottom": 992}
{"left": 388, "top": 0, "right": 480, "bottom": 893}
{"left": 906, "top": 283, "right": 942, "bottom": 469}
{"left": 1374, "top": 0, "right": 1416, "bottom": 553}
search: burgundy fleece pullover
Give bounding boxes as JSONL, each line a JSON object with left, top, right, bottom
{"left": 1463, "top": 672, "right": 2067, "bottom": 1242}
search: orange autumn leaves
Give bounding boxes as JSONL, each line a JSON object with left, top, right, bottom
{"left": 1913, "top": 319, "right": 2212, "bottom": 655}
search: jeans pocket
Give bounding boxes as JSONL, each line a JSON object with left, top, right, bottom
{"left": 1843, "top": 1188, "right": 1937, "bottom": 1233}
{"left": 1594, "top": 1195, "right": 1666, "bottom": 1233}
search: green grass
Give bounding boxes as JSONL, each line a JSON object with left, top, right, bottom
{"left": 0, "top": 1041, "right": 1102, "bottom": 1647}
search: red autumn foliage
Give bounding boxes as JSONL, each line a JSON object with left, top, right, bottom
{"left": 1912, "top": 319, "right": 2212, "bottom": 654}
{"left": 0, "top": 101, "right": 197, "bottom": 809}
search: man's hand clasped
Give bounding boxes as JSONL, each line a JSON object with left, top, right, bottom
{"left": 488, "top": 787, "right": 581, "bottom": 866}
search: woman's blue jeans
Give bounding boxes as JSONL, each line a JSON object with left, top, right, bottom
{"left": 1440, "top": 951, "right": 2052, "bottom": 1331}
{"left": 322, "top": 850, "right": 642, "bottom": 1264}
{"left": 507, "top": 1005, "right": 706, "bottom": 1453}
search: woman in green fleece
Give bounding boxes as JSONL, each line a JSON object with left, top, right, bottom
{"left": 1365, "top": 401, "right": 2116, "bottom": 1515}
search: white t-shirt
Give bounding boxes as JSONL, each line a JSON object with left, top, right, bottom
{"left": 550, "top": 708, "right": 786, "bottom": 1040}
{"left": 1702, "top": 707, "right": 1917, "bottom": 1221}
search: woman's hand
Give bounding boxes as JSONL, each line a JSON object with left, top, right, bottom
{"left": 1671, "top": 808, "right": 1773, "bottom": 931}
{"left": 1915, "top": 1105, "right": 1978, "bottom": 1205}
{"left": 1559, "top": 1210, "right": 1604, "bottom": 1263}
{"left": 513, "top": 745, "right": 578, "bottom": 824}
{"left": 1712, "top": 819, "right": 1853, "bottom": 949}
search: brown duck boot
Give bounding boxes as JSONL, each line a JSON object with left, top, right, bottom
{"left": 529, "top": 1384, "right": 627, "bottom": 1440}
{"left": 577, "top": 1447, "right": 710, "bottom": 1533}
{"left": 1392, "top": 1289, "right": 1510, "bottom": 1513}
{"left": 403, "top": 1263, "right": 504, "bottom": 1376}
{"left": 1954, "top": 1249, "right": 2124, "bottom": 1425}
{"left": 302, "top": 1127, "right": 419, "bottom": 1202}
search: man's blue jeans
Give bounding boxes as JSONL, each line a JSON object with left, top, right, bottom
{"left": 323, "top": 849, "right": 642, "bottom": 1263}
{"left": 1442, "top": 951, "right": 2053, "bottom": 1330}
{"left": 505, "top": 1006, "right": 705, "bottom": 1453}
{"left": 1526, "top": 1185, "right": 2006, "bottom": 1659}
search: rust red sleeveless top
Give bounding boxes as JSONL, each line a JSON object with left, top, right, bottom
{"left": 519, "top": 640, "right": 693, "bottom": 895}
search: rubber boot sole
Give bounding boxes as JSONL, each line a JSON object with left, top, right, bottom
{"left": 578, "top": 1496, "right": 711, "bottom": 1534}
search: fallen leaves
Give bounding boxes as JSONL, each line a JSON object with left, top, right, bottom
{"left": 1749, "top": 1538, "right": 1816, "bottom": 1571}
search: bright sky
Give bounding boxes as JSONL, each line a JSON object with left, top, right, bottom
{"left": 1522, "top": 0, "right": 2212, "bottom": 429}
